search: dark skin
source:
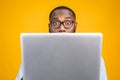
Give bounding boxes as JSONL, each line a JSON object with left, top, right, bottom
{"left": 49, "top": 9, "right": 77, "bottom": 33}
{"left": 22, "top": 9, "right": 77, "bottom": 80}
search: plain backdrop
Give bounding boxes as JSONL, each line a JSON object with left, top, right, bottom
{"left": 0, "top": 0, "right": 120, "bottom": 80}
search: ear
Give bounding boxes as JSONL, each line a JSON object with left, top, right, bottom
{"left": 48, "top": 23, "right": 50, "bottom": 28}
{"left": 48, "top": 23, "right": 51, "bottom": 33}
{"left": 74, "top": 22, "right": 77, "bottom": 28}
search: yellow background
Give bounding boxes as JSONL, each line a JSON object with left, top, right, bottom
{"left": 0, "top": 0, "right": 120, "bottom": 80}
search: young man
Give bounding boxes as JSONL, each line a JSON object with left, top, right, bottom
{"left": 16, "top": 6, "right": 107, "bottom": 80}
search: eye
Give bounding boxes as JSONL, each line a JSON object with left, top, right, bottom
{"left": 52, "top": 21, "right": 60, "bottom": 28}
{"left": 64, "top": 20, "right": 72, "bottom": 27}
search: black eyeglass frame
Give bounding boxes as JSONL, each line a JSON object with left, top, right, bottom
{"left": 50, "top": 20, "right": 76, "bottom": 29}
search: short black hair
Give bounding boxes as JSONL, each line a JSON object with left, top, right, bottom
{"left": 49, "top": 6, "right": 76, "bottom": 21}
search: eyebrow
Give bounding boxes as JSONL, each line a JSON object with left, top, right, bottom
{"left": 52, "top": 17, "right": 72, "bottom": 20}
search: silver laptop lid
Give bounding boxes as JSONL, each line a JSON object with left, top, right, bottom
{"left": 21, "top": 33, "right": 102, "bottom": 80}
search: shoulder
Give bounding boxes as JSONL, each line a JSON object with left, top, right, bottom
{"left": 16, "top": 64, "right": 23, "bottom": 80}
{"left": 100, "top": 57, "right": 107, "bottom": 80}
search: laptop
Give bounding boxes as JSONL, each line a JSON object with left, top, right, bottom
{"left": 20, "top": 33, "right": 102, "bottom": 80}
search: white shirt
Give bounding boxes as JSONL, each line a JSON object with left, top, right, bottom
{"left": 16, "top": 57, "right": 107, "bottom": 80}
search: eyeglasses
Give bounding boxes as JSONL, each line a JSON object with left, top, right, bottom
{"left": 50, "top": 20, "right": 75, "bottom": 29}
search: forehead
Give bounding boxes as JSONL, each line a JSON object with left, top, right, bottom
{"left": 51, "top": 9, "right": 75, "bottom": 20}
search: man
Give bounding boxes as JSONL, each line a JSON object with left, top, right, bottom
{"left": 16, "top": 6, "right": 107, "bottom": 80}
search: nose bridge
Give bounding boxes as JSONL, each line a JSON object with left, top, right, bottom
{"left": 59, "top": 23, "right": 65, "bottom": 30}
